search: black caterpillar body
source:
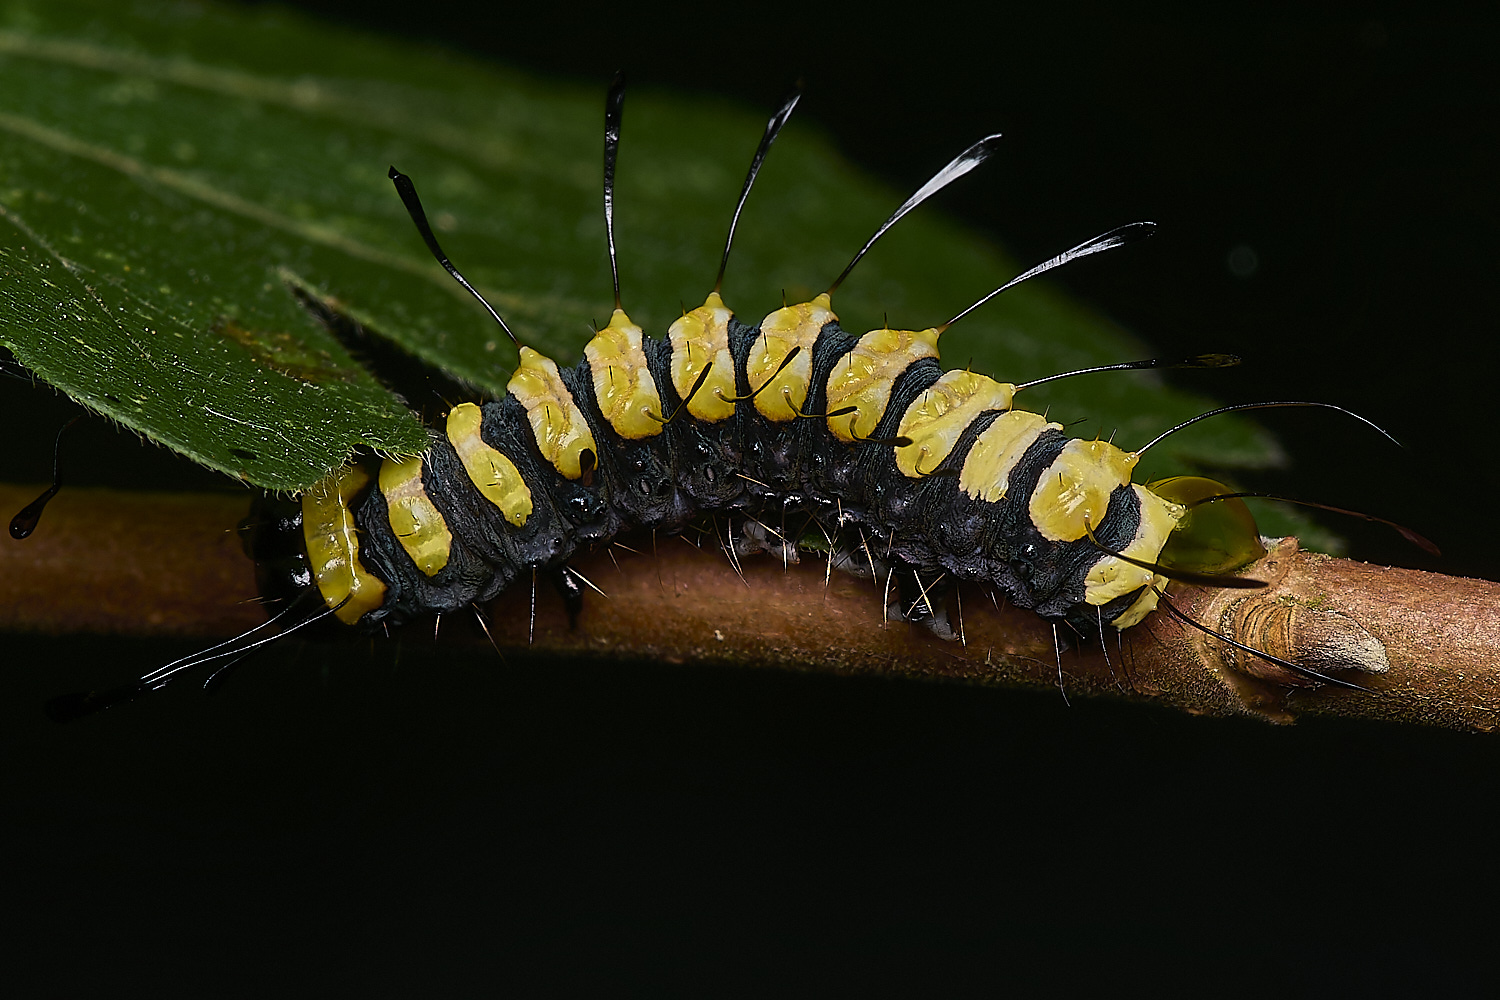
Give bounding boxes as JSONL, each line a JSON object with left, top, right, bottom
{"left": 253, "top": 313, "right": 1151, "bottom": 634}
{"left": 248, "top": 81, "right": 1210, "bottom": 643}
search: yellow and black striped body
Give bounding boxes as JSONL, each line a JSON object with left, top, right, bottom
{"left": 253, "top": 290, "right": 1184, "bottom": 634}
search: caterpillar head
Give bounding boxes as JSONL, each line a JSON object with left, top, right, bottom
{"left": 1148, "top": 476, "right": 1267, "bottom": 576}
{"left": 1096, "top": 477, "right": 1267, "bottom": 629}
{"left": 1063, "top": 470, "right": 1267, "bottom": 631}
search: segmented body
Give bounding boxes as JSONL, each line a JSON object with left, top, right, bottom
{"left": 263, "top": 289, "right": 1183, "bottom": 635}
{"left": 28, "top": 80, "right": 1402, "bottom": 727}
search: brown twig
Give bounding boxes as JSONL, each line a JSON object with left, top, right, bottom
{"left": 3, "top": 484, "right": 1498, "bottom": 730}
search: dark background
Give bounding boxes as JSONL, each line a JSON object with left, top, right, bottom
{"left": 5, "top": 2, "right": 1498, "bottom": 993}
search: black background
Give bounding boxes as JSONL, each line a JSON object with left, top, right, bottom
{"left": 5, "top": 2, "right": 1498, "bottom": 993}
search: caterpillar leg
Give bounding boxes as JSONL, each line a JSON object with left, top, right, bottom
{"left": 827, "top": 540, "right": 879, "bottom": 583}
{"left": 821, "top": 534, "right": 955, "bottom": 640}
{"left": 732, "top": 517, "right": 802, "bottom": 566}
{"left": 548, "top": 566, "right": 586, "bottom": 630}
{"left": 889, "top": 561, "right": 957, "bottom": 641}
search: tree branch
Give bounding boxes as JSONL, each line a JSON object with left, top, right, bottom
{"left": 3, "top": 484, "right": 1496, "bottom": 730}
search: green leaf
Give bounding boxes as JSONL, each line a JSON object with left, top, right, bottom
{"left": 0, "top": 0, "right": 1279, "bottom": 493}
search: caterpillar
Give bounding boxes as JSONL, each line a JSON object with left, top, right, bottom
{"left": 41, "top": 76, "right": 1411, "bottom": 719}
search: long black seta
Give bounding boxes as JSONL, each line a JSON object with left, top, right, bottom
{"left": 44, "top": 75, "right": 1426, "bottom": 720}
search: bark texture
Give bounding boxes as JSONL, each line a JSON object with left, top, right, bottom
{"left": 3, "top": 484, "right": 1497, "bottom": 730}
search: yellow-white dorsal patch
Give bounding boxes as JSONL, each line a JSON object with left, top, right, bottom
{"left": 1028, "top": 439, "right": 1139, "bottom": 542}
{"left": 668, "top": 292, "right": 737, "bottom": 423}
{"left": 823, "top": 326, "right": 941, "bottom": 443}
{"left": 746, "top": 292, "right": 836, "bottom": 422}
{"left": 958, "top": 409, "right": 1063, "bottom": 502}
{"left": 894, "top": 370, "right": 1016, "bottom": 478}
{"left": 506, "top": 346, "right": 598, "bottom": 481}
{"left": 445, "top": 402, "right": 533, "bottom": 528}
{"left": 584, "top": 308, "right": 663, "bottom": 439}
{"left": 301, "top": 464, "right": 387, "bottom": 625}
{"left": 379, "top": 454, "right": 452, "bottom": 577}
{"left": 1085, "top": 484, "right": 1185, "bottom": 627}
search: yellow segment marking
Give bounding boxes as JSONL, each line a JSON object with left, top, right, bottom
{"left": 1085, "top": 484, "right": 1185, "bottom": 625}
{"left": 959, "top": 410, "right": 1062, "bottom": 502}
{"left": 378, "top": 454, "right": 452, "bottom": 577}
{"left": 445, "top": 402, "right": 532, "bottom": 527}
{"left": 301, "top": 464, "right": 386, "bottom": 625}
{"left": 1028, "top": 438, "right": 1141, "bottom": 543}
{"left": 824, "top": 326, "right": 941, "bottom": 443}
{"left": 1108, "top": 579, "right": 1167, "bottom": 630}
{"left": 894, "top": 370, "right": 1016, "bottom": 477}
{"left": 668, "top": 292, "right": 737, "bottom": 422}
{"left": 747, "top": 292, "right": 836, "bottom": 422}
{"left": 584, "top": 308, "right": 663, "bottom": 439}
{"left": 507, "top": 346, "right": 598, "bottom": 480}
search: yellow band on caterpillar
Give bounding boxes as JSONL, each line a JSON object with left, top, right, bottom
{"left": 507, "top": 346, "right": 599, "bottom": 480}
{"left": 379, "top": 454, "right": 453, "bottom": 577}
{"left": 959, "top": 410, "right": 1062, "bottom": 502}
{"left": 1028, "top": 439, "right": 1140, "bottom": 542}
{"left": 747, "top": 293, "right": 836, "bottom": 422}
{"left": 1083, "top": 484, "right": 1184, "bottom": 620}
{"left": 668, "top": 292, "right": 737, "bottom": 423}
{"left": 302, "top": 464, "right": 386, "bottom": 625}
{"left": 895, "top": 370, "right": 1016, "bottom": 477}
{"left": 824, "top": 326, "right": 941, "bottom": 443}
{"left": 1105, "top": 577, "right": 1169, "bottom": 631}
{"left": 584, "top": 308, "right": 663, "bottom": 439}
{"left": 445, "top": 402, "right": 532, "bottom": 528}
